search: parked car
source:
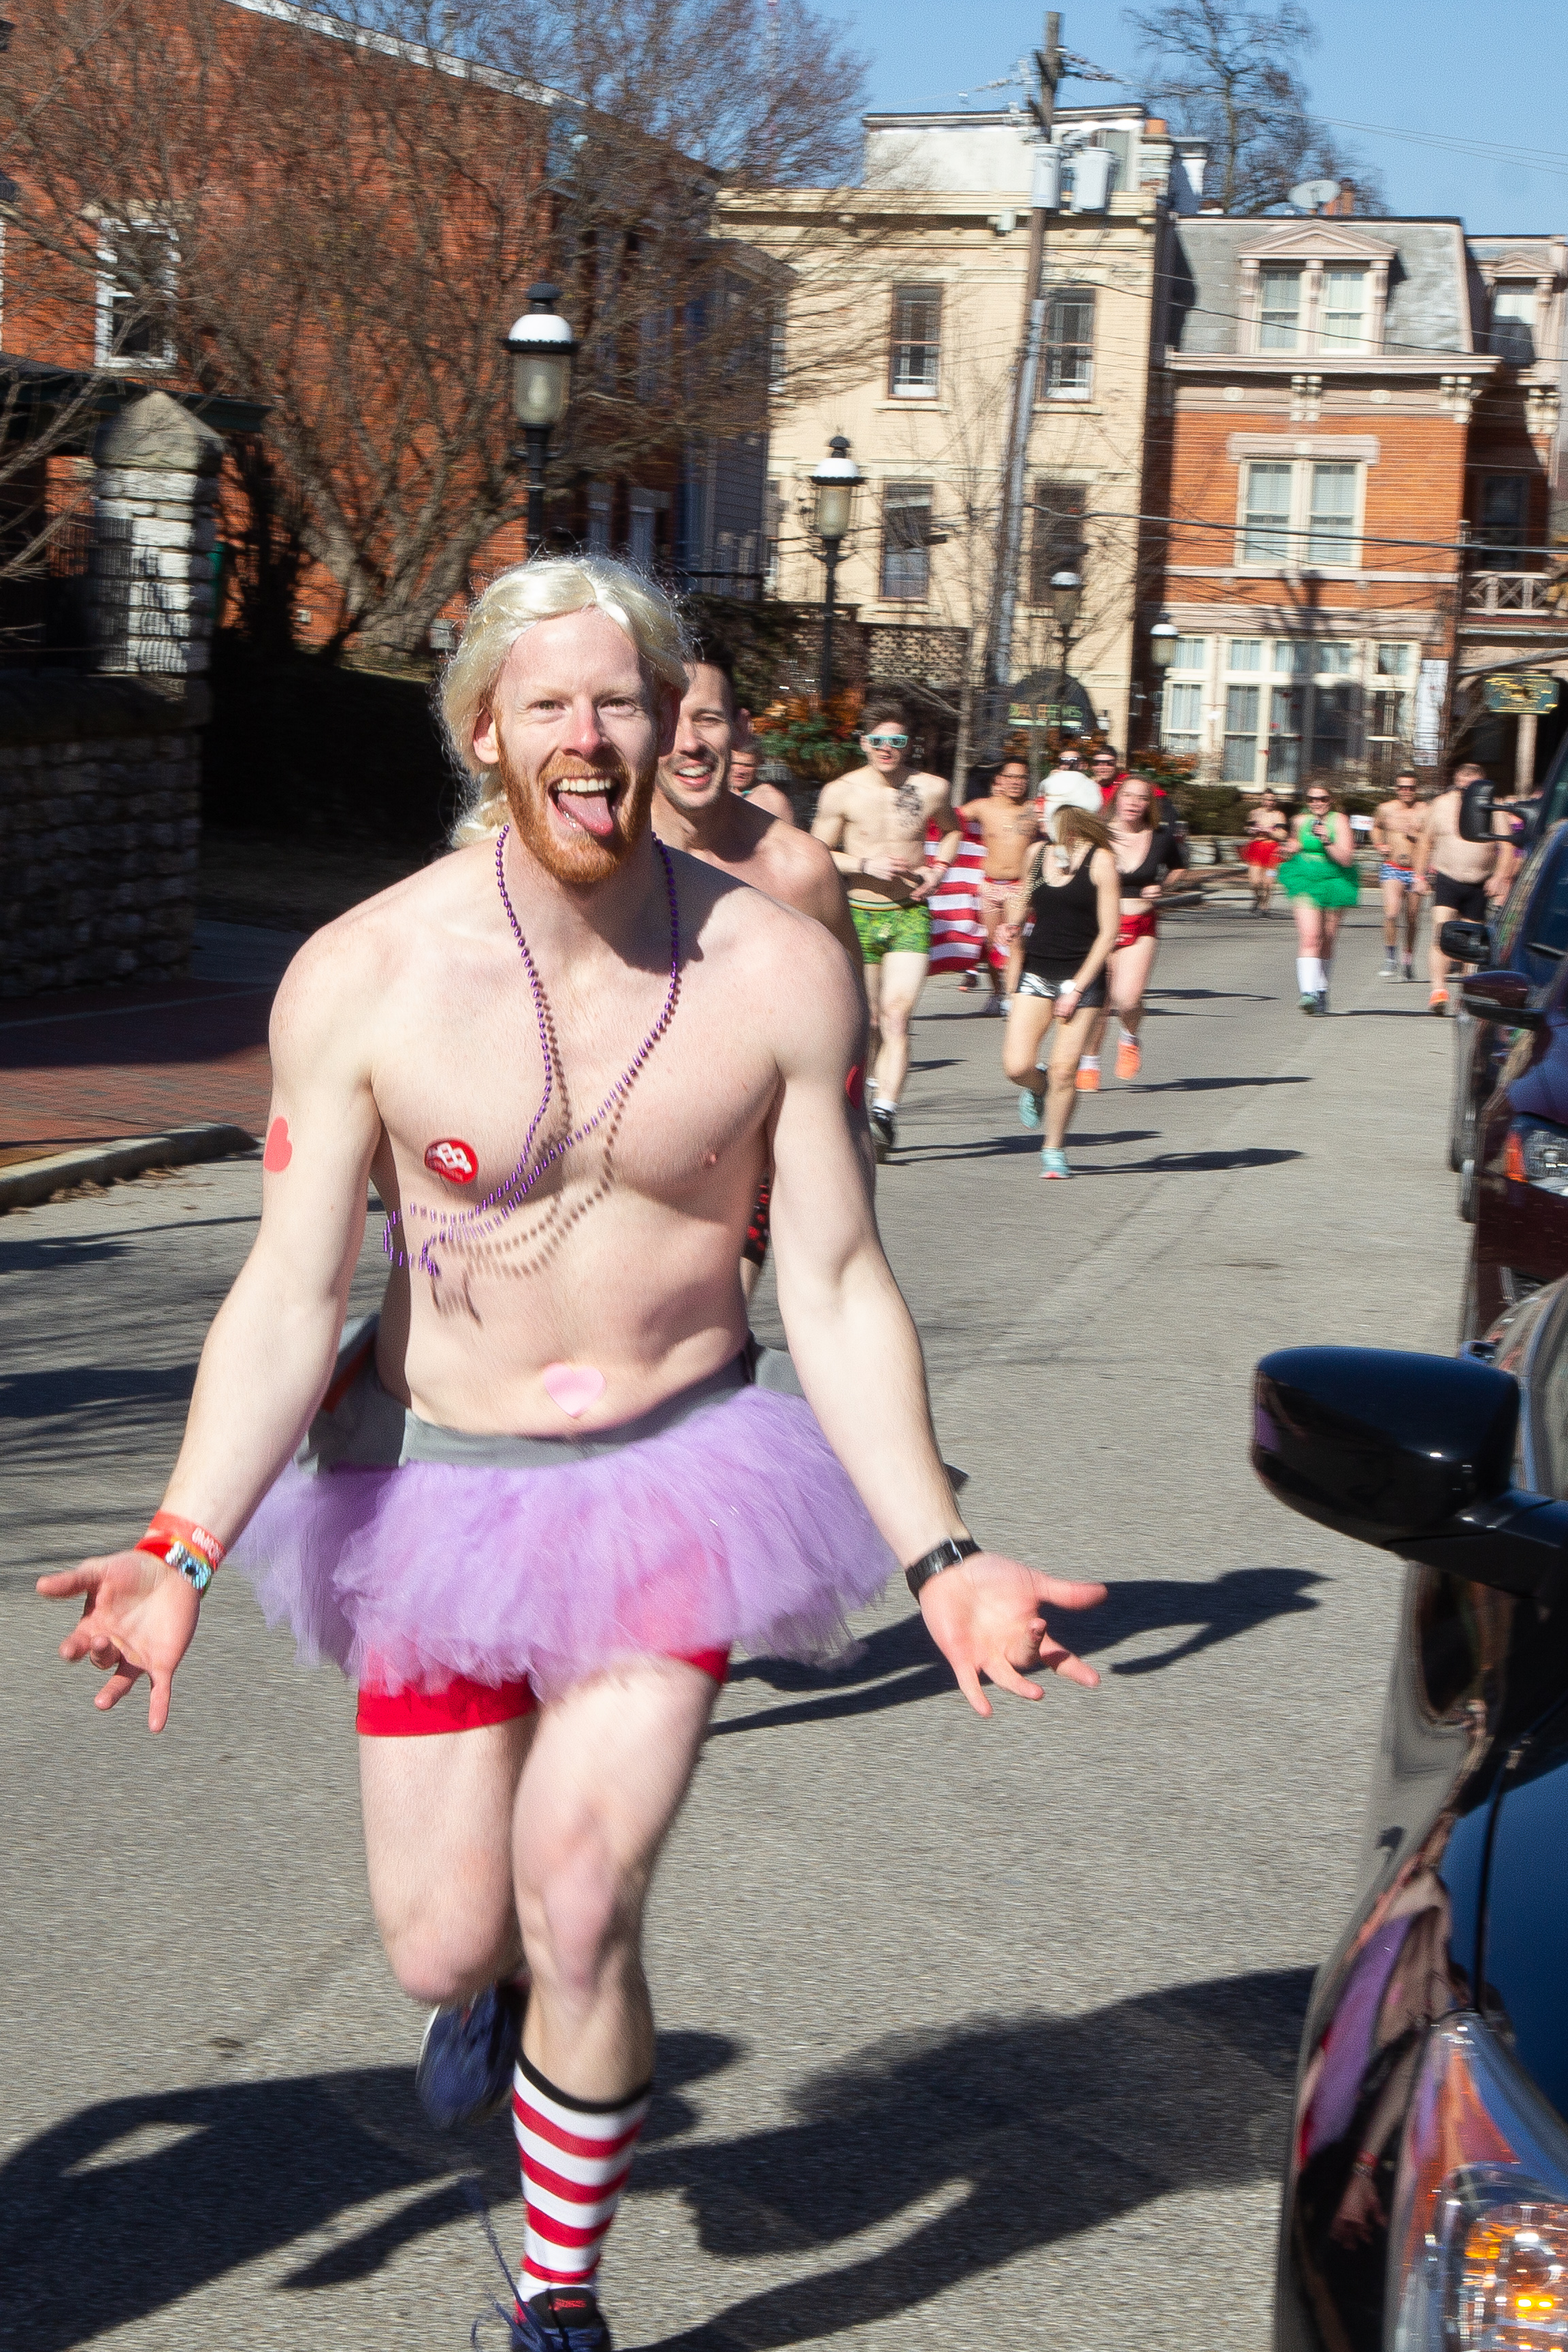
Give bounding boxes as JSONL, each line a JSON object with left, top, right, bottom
{"left": 1465, "top": 945, "right": 1568, "bottom": 1337}
{"left": 1252, "top": 1314, "right": 1568, "bottom": 2352}
{"left": 1445, "top": 815, "right": 1568, "bottom": 1221}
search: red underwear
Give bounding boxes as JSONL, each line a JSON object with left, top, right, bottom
{"left": 357, "top": 1651, "right": 731, "bottom": 1736}
{"left": 1116, "top": 910, "right": 1158, "bottom": 948}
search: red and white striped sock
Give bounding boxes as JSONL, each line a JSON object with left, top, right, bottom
{"left": 513, "top": 2051, "right": 651, "bottom": 2299}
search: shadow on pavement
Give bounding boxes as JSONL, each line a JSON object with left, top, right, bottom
{"left": 0, "top": 2030, "right": 735, "bottom": 2350}
{"left": 1134, "top": 1074, "right": 1309, "bottom": 1095}
{"left": 0, "top": 1977, "right": 1309, "bottom": 2351}
{"left": 627, "top": 1970, "right": 1313, "bottom": 2350}
{"left": 718, "top": 1567, "right": 1324, "bottom": 1733}
{"left": 1096, "top": 1146, "right": 1304, "bottom": 1175}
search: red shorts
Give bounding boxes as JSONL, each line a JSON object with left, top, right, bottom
{"left": 1243, "top": 840, "right": 1280, "bottom": 870}
{"left": 1116, "top": 909, "right": 1158, "bottom": 949}
{"left": 356, "top": 1650, "right": 731, "bottom": 1735}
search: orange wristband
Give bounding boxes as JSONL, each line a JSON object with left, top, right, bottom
{"left": 141, "top": 1509, "right": 226, "bottom": 1570}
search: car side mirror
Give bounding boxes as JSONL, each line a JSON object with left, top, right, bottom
{"left": 1439, "top": 917, "right": 1492, "bottom": 966}
{"left": 1460, "top": 967, "right": 1544, "bottom": 1028}
{"left": 1252, "top": 1345, "right": 1568, "bottom": 1598}
{"left": 1460, "top": 777, "right": 1497, "bottom": 841}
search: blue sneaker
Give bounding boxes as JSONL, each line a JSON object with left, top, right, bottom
{"left": 416, "top": 1979, "right": 525, "bottom": 2129}
{"left": 510, "top": 2287, "right": 614, "bottom": 2352}
{"left": 1040, "top": 1147, "right": 1071, "bottom": 1180}
{"left": 1017, "top": 1088, "right": 1041, "bottom": 1130}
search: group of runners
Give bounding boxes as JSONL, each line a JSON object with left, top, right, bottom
{"left": 1241, "top": 760, "right": 1514, "bottom": 1015}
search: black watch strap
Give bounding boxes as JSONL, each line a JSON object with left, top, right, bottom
{"left": 904, "top": 1535, "right": 981, "bottom": 1600}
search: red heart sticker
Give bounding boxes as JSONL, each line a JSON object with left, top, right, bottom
{"left": 425, "top": 1137, "right": 478, "bottom": 1184}
{"left": 263, "top": 1117, "right": 293, "bottom": 1172}
{"left": 845, "top": 1064, "right": 864, "bottom": 1111}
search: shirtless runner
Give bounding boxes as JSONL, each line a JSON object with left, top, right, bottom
{"left": 1371, "top": 769, "right": 1426, "bottom": 981}
{"left": 1420, "top": 760, "right": 1514, "bottom": 1014}
{"left": 963, "top": 754, "right": 1042, "bottom": 1013}
{"left": 811, "top": 697, "right": 964, "bottom": 1159}
{"left": 727, "top": 738, "right": 795, "bottom": 824}
{"left": 37, "top": 558, "right": 1104, "bottom": 2352}
{"left": 652, "top": 653, "right": 860, "bottom": 1298}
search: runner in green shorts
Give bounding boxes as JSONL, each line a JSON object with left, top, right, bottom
{"left": 813, "top": 700, "right": 964, "bottom": 1159}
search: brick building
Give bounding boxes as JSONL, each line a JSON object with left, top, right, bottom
{"left": 1143, "top": 213, "right": 1567, "bottom": 791}
{"left": 0, "top": 0, "right": 771, "bottom": 657}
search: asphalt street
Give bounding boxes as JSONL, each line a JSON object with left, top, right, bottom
{"left": 0, "top": 898, "right": 1469, "bottom": 2352}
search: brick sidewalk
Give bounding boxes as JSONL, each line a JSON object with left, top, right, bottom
{"left": 0, "top": 924, "right": 292, "bottom": 1171}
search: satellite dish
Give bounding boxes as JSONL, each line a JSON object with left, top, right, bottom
{"left": 1290, "top": 178, "right": 1341, "bottom": 212}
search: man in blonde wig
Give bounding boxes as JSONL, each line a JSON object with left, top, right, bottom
{"left": 39, "top": 555, "right": 1104, "bottom": 2352}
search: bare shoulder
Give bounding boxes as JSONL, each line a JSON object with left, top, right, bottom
{"left": 758, "top": 817, "right": 844, "bottom": 896}
{"left": 270, "top": 848, "right": 476, "bottom": 1051}
{"left": 680, "top": 845, "right": 855, "bottom": 997}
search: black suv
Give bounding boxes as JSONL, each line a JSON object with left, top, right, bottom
{"left": 1254, "top": 1309, "right": 1568, "bottom": 2352}
{"left": 1447, "top": 743, "right": 1568, "bottom": 1219}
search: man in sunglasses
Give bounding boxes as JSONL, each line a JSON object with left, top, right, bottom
{"left": 813, "top": 700, "right": 964, "bottom": 1158}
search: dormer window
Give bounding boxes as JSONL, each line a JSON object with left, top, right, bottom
{"left": 1259, "top": 269, "right": 1301, "bottom": 350}
{"left": 1239, "top": 227, "right": 1391, "bottom": 358}
{"left": 1491, "top": 284, "right": 1537, "bottom": 365}
{"left": 1321, "top": 268, "right": 1367, "bottom": 350}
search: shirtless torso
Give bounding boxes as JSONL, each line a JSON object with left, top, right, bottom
{"left": 1373, "top": 791, "right": 1426, "bottom": 876}
{"left": 1422, "top": 787, "right": 1499, "bottom": 887}
{"left": 812, "top": 761, "right": 960, "bottom": 908}
{"left": 966, "top": 777, "right": 1042, "bottom": 883}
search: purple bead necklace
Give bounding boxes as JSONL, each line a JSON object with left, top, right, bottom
{"left": 382, "top": 824, "right": 683, "bottom": 1281}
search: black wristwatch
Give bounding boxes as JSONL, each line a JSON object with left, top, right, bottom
{"left": 904, "top": 1535, "right": 981, "bottom": 1600}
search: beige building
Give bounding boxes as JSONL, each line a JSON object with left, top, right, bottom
{"left": 723, "top": 105, "right": 1205, "bottom": 770}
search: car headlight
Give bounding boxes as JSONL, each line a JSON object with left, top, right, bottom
{"left": 1393, "top": 2016, "right": 1568, "bottom": 2349}
{"left": 1505, "top": 1118, "right": 1568, "bottom": 1196}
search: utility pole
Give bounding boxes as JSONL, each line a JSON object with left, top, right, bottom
{"left": 981, "top": 14, "right": 1061, "bottom": 771}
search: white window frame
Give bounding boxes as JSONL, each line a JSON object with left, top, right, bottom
{"left": 1239, "top": 233, "right": 1391, "bottom": 357}
{"left": 95, "top": 216, "right": 178, "bottom": 370}
{"left": 1218, "top": 636, "right": 1369, "bottom": 787}
{"left": 1040, "top": 284, "right": 1096, "bottom": 400}
{"left": 1235, "top": 457, "right": 1365, "bottom": 573}
{"left": 1490, "top": 282, "right": 1538, "bottom": 365}
{"left": 888, "top": 282, "right": 943, "bottom": 400}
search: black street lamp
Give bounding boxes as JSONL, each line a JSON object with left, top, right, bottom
{"left": 811, "top": 434, "right": 861, "bottom": 699}
{"left": 505, "top": 282, "right": 576, "bottom": 555}
{"left": 1149, "top": 617, "right": 1179, "bottom": 748}
{"left": 1049, "top": 567, "right": 1082, "bottom": 734}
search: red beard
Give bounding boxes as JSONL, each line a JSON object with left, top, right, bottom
{"left": 500, "top": 739, "right": 655, "bottom": 885}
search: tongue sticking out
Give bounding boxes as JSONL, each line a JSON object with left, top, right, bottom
{"left": 555, "top": 787, "right": 617, "bottom": 841}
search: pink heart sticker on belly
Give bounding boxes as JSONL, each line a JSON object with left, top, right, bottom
{"left": 541, "top": 1362, "right": 606, "bottom": 1417}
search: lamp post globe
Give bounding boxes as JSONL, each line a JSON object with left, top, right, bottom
{"left": 504, "top": 282, "right": 577, "bottom": 553}
{"left": 1049, "top": 568, "right": 1082, "bottom": 635}
{"left": 810, "top": 435, "right": 862, "bottom": 699}
{"left": 1149, "top": 619, "right": 1179, "bottom": 670}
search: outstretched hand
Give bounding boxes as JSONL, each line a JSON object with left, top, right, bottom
{"left": 917, "top": 1552, "right": 1107, "bottom": 1716}
{"left": 37, "top": 1549, "right": 201, "bottom": 1733}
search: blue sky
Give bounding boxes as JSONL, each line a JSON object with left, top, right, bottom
{"left": 827, "top": 0, "right": 1567, "bottom": 232}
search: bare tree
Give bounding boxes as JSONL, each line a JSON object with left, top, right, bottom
{"left": 1124, "top": 0, "right": 1384, "bottom": 214}
{"left": 0, "top": 0, "right": 868, "bottom": 655}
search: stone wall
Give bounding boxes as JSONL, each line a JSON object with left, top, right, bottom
{"left": 0, "top": 391, "right": 221, "bottom": 996}
{"left": 0, "top": 676, "right": 206, "bottom": 996}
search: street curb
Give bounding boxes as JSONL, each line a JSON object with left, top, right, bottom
{"left": 0, "top": 1124, "right": 259, "bottom": 1212}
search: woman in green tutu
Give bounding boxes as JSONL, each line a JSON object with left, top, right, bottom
{"left": 1280, "top": 784, "right": 1359, "bottom": 1015}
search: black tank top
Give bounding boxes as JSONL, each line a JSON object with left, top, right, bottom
{"left": 1025, "top": 851, "right": 1100, "bottom": 968}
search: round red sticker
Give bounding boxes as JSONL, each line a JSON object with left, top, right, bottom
{"left": 425, "top": 1138, "right": 478, "bottom": 1184}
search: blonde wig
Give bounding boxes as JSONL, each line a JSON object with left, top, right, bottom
{"left": 441, "top": 555, "right": 693, "bottom": 845}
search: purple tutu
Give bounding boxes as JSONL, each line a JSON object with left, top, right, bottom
{"left": 230, "top": 1382, "right": 894, "bottom": 1701}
